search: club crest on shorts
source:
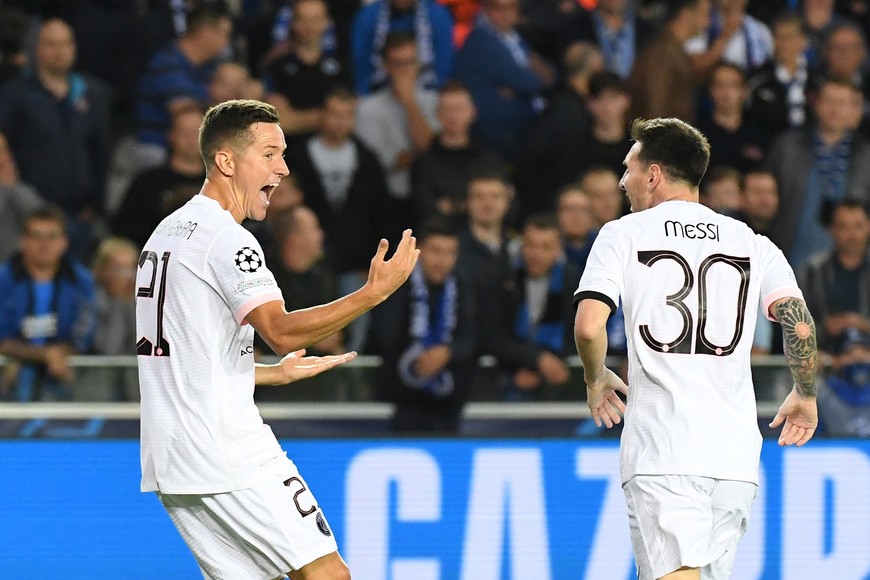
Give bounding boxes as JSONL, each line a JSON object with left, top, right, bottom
{"left": 234, "top": 247, "right": 262, "bottom": 273}
{"left": 316, "top": 511, "right": 332, "bottom": 537}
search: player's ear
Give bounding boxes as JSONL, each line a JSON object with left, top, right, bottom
{"left": 648, "top": 163, "right": 661, "bottom": 187}
{"left": 214, "top": 149, "right": 234, "bottom": 176}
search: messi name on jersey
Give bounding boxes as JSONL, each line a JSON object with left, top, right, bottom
{"left": 663, "top": 220, "right": 719, "bottom": 241}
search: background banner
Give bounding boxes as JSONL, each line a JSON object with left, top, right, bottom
{"left": 2, "top": 439, "right": 869, "bottom": 579}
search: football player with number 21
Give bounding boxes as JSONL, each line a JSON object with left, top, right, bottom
{"left": 135, "top": 100, "right": 419, "bottom": 580}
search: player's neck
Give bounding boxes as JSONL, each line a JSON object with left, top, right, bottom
{"left": 201, "top": 180, "right": 245, "bottom": 223}
{"left": 652, "top": 189, "right": 697, "bottom": 207}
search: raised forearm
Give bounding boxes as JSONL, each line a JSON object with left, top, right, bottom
{"left": 277, "top": 288, "right": 379, "bottom": 352}
{"left": 774, "top": 298, "right": 818, "bottom": 398}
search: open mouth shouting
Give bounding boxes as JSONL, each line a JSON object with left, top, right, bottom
{"left": 260, "top": 182, "right": 280, "bottom": 206}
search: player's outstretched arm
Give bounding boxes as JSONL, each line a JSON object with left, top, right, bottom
{"left": 248, "top": 230, "right": 420, "bottom": 355}
{"left": 769, "top": 297, "right": 819, "bottom": 446}
{"left": 255, "top": 349, "right": 358, "bottom": 385}
{"left": 575, "top": 298, "right": 628, "bottom": 428}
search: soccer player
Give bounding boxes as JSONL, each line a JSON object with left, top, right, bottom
{"left": 574, "top": 117, "right": 818, "bottom": 580}
{"left": 136, "top": 99, "right": 419, "bottom": 580}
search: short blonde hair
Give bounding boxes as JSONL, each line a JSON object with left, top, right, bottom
{"left": 92, "top": 236, "right": 139, "bottom": 284}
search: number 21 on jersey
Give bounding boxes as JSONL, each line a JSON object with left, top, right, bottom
{"left": 137, "top": 250, "right": 172, "bottom": 357}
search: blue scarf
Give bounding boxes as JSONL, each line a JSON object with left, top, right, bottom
{"left": 397, "top": 266, "right": 458, "bottom": 397}
{"left": 514, "top": 257, "right": 566, "bottom": 354}
{"left": 370, "top": 1, "right": 435, "bottom": 89}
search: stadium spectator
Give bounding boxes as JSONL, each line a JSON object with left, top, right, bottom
{"left": 77, "top": 236, "right": 139, "bottom": 401}
{"left": 263, "top": 0, "right": 351, "bottom": 140}
{"left": 765, "top": 77, "right": 870, "bottom": 270}
{"left": 684, "top": 0, "right": 773, "bottom": 75}
{"left": 208, "top": 61, "right": 263, "bottom": 106}
{"left": 356, "top": 31, "right": 439, "bottom": 226}
{"left": 454, "top": 0, "right": 555, "bottom": 158}
{"left": 0, "top": 205, "right": 96, "bottom": 401}
{"left": 557, "top": 0, "right": 657, "bottom": 79}
{"left": 734, "top": 168, "right": 780, "bottom": 238}
{"left": 53, "top": 0, "right": 143, "bottom": 118}
{"left": 801, "top": 0, "right": 852, "bottom": 68}
{"left": 0, "top": 17, "right": 112, "bottom": 260}
{"left": 0, "top": 132, "right": 44, "bottom": 263}
{"left": 134, "top": 2, "right": 232, "bottom": 171}
{"left": 514, "top": 0, "right": 585, "bottom": 65}
{"left": 514, "top": 42, "right": 603, "bottom": 214}
{"left": 481, "top": 212, "right": 577, "bottom": 401}
{"left": 265, "top": 205, "right": 346, "bottom": 357}
{"left": 700, "top": 165, "right": 742, "bottom": 214}
{"left": 113, "top": 105, "right": 205, "bottom": 249}
{"left": 351, "top": 0, "right": 454, "bottom": 95}
{"left": 246, "top": 0, "right": 359, "bottom": 73}
{"left": 369, "top": 216, "right": 477, "bottom": 432}
{"left": 627, "top": 0, "right": 710, "bottom": 124}
{"left": 746, "top": 11, "right": 811, "bottom": 138}
{"left": 573, "top": 71, "right": 633, "bottom": 179}
{"left": 556, "top": 183, "right": 597, "bottom": 274}
{"left": 412, "top": 80, "right": 503, "bottom": 222}
{"left": 814, "top": 21, "right": 870, "bottom": 136}
{"left": 287, "top": 87, "right": 394, "bottom": 351}
{"left": 697, "top": 61, "right": 767, "bottom": 175}
{"left": 579, "top": 166, "right": 625, "bottom": 228}
{"left": 798, "top": 198, "right": 870, "bottom": 351}
{"left": 456, "top": 170, "right": 514, "bottom": 285}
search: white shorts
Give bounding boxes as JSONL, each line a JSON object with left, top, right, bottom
{"left": 623, "top": 475, "right": 756, "bottom": 580}
{"left": 159, "top": 471, "right": 338, "bottom": 580}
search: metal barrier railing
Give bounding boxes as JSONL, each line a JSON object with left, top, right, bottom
{"left": 0, "top": 354, "right": 805, "bottom": 419}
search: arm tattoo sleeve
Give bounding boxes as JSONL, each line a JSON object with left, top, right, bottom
{"left": 774, "top": 298, "right": 818, "bottom": 398}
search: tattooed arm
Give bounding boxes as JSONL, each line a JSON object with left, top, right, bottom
{"left": 768, "top": 297, "right": 819, "bottom": 446}
{"left": 774, "top": 297, "right": 818, "bottom": 398}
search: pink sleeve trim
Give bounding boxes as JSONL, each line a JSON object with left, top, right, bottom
{"left": 235, "top": 290, "right": 283, "bottom": 325}
{"left": 762, "top": 287, "right": 804, "bottom": 321}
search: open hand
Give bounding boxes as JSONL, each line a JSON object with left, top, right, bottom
{"left": 277, "top": 349, "right": 357, "bottom": 383}
{"left": 366, "top": 229, "right": 420, "bottom": 303}
{"left": 586, "top": 368, "right": 628, "bottom": 428}
{"left": 770, "top": 386, "right": 818, "bottom": 446}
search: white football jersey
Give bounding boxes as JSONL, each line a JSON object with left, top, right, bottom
{"left": 137, "top": 195, "right": 294, "bottom": 494}
{"left": 576, "top": 201, "right": 802, "bottom": 485}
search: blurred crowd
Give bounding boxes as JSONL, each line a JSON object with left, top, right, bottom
{"left": 0, "top": 0, "right": 869, "bottom": 435}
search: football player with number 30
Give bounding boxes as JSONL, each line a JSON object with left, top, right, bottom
{"left": 574, "top": 117, "right": 818, "bottom": 580}
{"left": 136, "top": 99, "right": 419, "bottom": 580}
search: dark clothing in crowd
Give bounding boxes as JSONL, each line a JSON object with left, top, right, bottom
{"left": 0, "top": 73, "right": 111, "bottom": 213}
{"left": 413, "top": 138, "right": 503, "bottom": 221}
{"left": 112, "top": 166, "right": 204, "bottom": 248}
{"left": 287, "top": 136, "right": 394, "bottom": 273}
{"left": 369, "top": 271, "right": 477, "bottom": 432}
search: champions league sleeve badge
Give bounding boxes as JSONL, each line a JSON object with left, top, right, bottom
{"left": 234, "top": 247, "right": 263, "bottom": 273}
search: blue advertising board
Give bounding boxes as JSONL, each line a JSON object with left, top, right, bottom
{"left": 1, "top": 439, "right": 869, "bottom": 579}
